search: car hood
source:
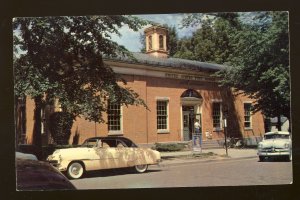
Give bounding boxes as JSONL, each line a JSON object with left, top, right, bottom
{"left": 51, "top": 147, "right": 92, "bottom": 157}
{"left": 260, "top": 139, "right": 289, "bottom": 148}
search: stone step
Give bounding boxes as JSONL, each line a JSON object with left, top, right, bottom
{"left": 201, "top": 140, "right": 223, "bottom": 149}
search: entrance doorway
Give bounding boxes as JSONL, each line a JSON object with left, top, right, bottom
{"left": 180, "top": 89, "right": 203, "bottom": 141}
{"left": 182, "top": 106, "right": 195, "bottom": 141}
{"left": 182, "top": 106, "right": 202, "bottom": 141}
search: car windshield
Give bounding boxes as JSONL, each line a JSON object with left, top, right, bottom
{"left": 264, "top": 134, "right": 289, "bottom": 140}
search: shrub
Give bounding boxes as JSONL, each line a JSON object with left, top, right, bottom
{"left": 154, "top": 143, "right": 186, "bottom": 152}
{"left": 48, "top": 112, "right": 74, "bottom": 145}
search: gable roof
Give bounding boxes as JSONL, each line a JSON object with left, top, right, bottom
{"left": 104, "top": 52, "right": 226, "bottom": 73}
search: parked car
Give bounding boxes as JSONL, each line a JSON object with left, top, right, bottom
{"left": 47, "top": 137, "right": 162, "bottom": 179}
{"left": 16, "top": 152, "right": 76, "bottom": 190}
{"left": 257, "top": 131, "right": 292, "bottom": 162}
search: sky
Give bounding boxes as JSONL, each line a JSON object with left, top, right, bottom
{"left": 110, "top": 14, "right": 200, "bottom": 52}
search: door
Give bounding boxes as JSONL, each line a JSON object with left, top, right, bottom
{"left": 183, "top": 111, "right": 190, "bottom": 141}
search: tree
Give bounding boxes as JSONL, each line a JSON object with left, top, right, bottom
{"left": 166, "top": 25, "right": 179, "bottom": 57}
{"left": 173, "top": 37, "right": 195, "bottom": 60}
{"left": 180, "top": 11, "right": 290, "bottom": 127}
{"left": 176, "top": 13, "right": 241, "bottom": 64}
{"left": 216, "top": 12, "right": 290, "bottom": 121}
{"left": 13, "top": 16, "right": 148, "bottom": 147}
{"left": 189, "top": 19, "right": 216, "bottom": 62}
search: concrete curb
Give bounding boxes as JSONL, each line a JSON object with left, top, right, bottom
{"left": 159, "top": 156, "right": 258, "bottom": 167}
{"left": 158, "top": 149, "right": 258, "bottom": 167}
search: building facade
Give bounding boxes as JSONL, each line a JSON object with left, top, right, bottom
{"left": 16, "top": 25, "right": 265, "bottom": 146}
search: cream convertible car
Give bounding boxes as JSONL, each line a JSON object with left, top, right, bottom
{"left": 47, "top": 137, "right": 161, "bottom": 179}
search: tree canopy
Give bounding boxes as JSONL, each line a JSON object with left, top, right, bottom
{"left": 216, "top": 12, "right": 290, "bottom": 119}
{"left": 179, "top": 12, "right": 290, "bottom": 119}
{"left": 14, "top": 15, "right": 148, "bottom": 123}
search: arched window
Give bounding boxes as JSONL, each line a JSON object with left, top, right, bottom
{"left": 159, "top": 35, "right": 164, "bottom": 49}
{"left": 180, "top": 89, "right": 202, "bottom": 99}
{"left": 148, "top": 36, "right": 152, "bottom": 50}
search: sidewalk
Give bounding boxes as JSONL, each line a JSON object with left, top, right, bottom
{"left": 159, "top": 148, "right": 258, "bottom": 166}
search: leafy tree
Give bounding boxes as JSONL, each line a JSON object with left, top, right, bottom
{"left": 190, "top": 19, "right": 216, "bottom": 62}
{"left": 176, "top": 13, "right": 241, "bottom": 64}
{"left": 13, "top": 16, "right": 148, "bottom": 147}
{"left": 173, "top": 37, "right": 195, "bottom": 60}
{"left": 180, "top": 12, "right": 290, "bottom": 128}
{"left": 166, "top": 25, "right": 179, "bottom": 57}
{"left": 216, "top": 12, "right": 290, "bottom": 122}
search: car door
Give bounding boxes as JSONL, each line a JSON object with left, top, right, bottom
{"left": 115, "top": 139, "right": 135, "bottom": 168}
{"left": 97, "top": 139, "right": 121, "bottom": 169}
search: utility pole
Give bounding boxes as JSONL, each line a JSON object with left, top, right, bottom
{"left": 223, "top": 105, "right": 228, "bottom": 156}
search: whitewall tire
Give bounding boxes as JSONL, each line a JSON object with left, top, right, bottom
{"left": 135, "top": 164, "right": 148, "bottom": 173}
{"left": 67, "top": 162, "right": 84, "bottom": 179}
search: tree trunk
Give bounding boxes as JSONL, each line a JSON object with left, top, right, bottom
{"left": 15, "top": 96, "right": 27, "bottom": 147}
{"left": 277, "top": 115, "right": 282, "bottom": 131}
{"left": 32, "top": 95, "right": 43, "bottom": 148}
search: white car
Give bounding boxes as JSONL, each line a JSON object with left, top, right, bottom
{"left": 257, "top": 131, "right": 292, "bottom": 162}
{"left": 47, "top": 137, "right": 161, "bottom": 179}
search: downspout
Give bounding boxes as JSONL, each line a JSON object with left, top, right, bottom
{"left": 146, "top": 78, "right": 149, "bottom": 144}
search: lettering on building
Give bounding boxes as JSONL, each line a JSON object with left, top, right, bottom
{"left": 165, "top": 73, "right": 209, "bottom": 81}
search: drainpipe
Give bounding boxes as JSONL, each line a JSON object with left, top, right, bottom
{"left": 146, "top": 78, "right": 149, "bottom": 144}
{"left": 94, "top": 121, "right": 97, "bottom": 137}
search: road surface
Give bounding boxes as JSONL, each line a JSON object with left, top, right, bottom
{"left": 71, "top": 157, "right": 293, "bottom": 189}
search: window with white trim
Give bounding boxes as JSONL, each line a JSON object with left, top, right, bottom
{"left": 212, "top": 102, "right": 222, "bottom": 129}
{"left": 244, "top": 103, "right": 252, "bottom": 128}
{"left": 157, "top": 100, "right": 168, "bottom": 130}
{"left": 107, "top": 103, "right": 122, "bottom": 131}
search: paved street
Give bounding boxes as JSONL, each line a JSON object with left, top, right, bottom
{"left": 71, "top": 157, "right": 293, "bottom": 189}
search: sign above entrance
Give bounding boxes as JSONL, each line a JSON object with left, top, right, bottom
{"left": 165, "top": 73, "right": 215, "bottom": 82}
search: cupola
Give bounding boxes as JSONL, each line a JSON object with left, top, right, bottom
{"left": 144, "top": 25, "right": 168, "bottom": 58}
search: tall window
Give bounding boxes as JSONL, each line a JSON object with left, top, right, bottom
{"left": 244, "top": 103, "right": 252, "bottom": 128}
{"left": 108, "top": 103, "right": 122, "bottom": 131}
{"left": 159, "top": 35, "right": 164, "bottom": 49}
{"left": 157, "top": 100, "right": 168, "bottom": 130}
{"left": 148, "top": 36, "right": 152, "bottom": 50}
{"left": 212, "top": 102, "right": 222, "bottom": 129}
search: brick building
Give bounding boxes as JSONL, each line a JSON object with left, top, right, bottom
{"left": 16, "top": 25, "right": 265, "bottom": 146}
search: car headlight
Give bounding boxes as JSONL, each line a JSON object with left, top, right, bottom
{"left": 284, "top": 143, "right": 290, "bottom": 148}
{"left": 258, "top": 143, "right": 263, "bottom": 149}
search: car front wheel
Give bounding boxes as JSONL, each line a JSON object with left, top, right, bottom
{"left": 287, "top": 151, "right": 292, "bottom": 162}
{"left": 135, "top": 164, "right": 148, "bottom": 173}
{"left": 259, "top": 156, "right": 265, "bottom": 162}
{"left": 67, "top": 162, "right": 84, "bottom": 179}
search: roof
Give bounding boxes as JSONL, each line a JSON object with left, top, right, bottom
{"left": 104, "top": 52, "right": 226, "bottom": 73}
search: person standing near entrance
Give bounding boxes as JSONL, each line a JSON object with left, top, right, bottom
{"left": 194, "top": 119, "right": 202, "bottom": 146}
